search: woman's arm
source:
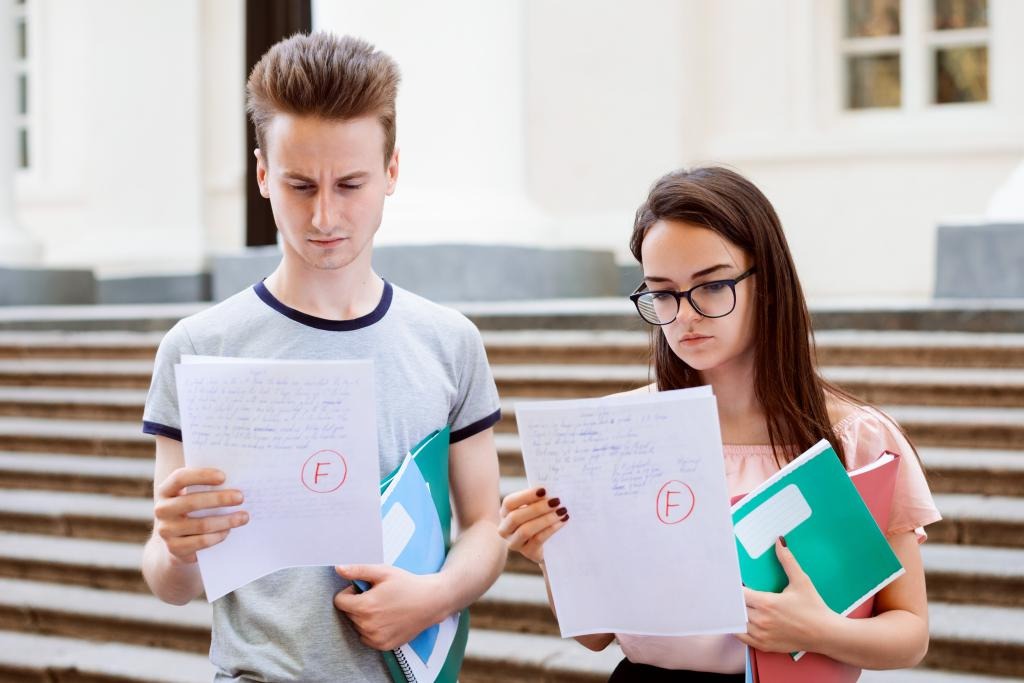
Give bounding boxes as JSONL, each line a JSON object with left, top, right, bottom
{"left": 814, "top": 530, "right": 929, "bottom": 668}
{"left": 738, "top": 532, "right": 929, "bottom": 669}
{"left": 499, "top": 487, "right": 615, "bottom": 651}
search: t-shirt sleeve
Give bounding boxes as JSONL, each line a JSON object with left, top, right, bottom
{"left": 447, "top": 323, "right": 501, "bottom": 443}
{"left": 841, "top": 407, "right": 943, "bottom": 542}
{"left": 141, "top": 321, "right": 197, "bottom": 441}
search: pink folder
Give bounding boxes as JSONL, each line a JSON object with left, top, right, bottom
{"left": 735, "top": 450, "right": 902, "bottom": 683}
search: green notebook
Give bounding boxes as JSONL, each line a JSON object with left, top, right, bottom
{"left": 731, "top": 439, "right": 904, "bottom": 659}
{"left": 376, "top": 427, "right": 470, "bottom": 683}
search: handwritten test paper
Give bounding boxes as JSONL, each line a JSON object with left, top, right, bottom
{"left": 175, "top": 356, "right": 383, "bottom": 601}
{"left": 516, "top": 387, "right": 746, "bottom": 637}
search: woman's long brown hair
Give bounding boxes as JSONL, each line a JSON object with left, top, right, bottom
{"left": 629, "top": 166, "right": 861, "bottom": 468}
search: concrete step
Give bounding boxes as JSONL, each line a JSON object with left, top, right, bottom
{"left": 0, "top": 532, "right": 147, "bottom": 593}
{"left": 500, "top": 539, "right": 1024, "bottom": 609}
{"left": 3, "top": 573, "right": 1019, "bottom": 682}
{"left": 496, "top": 400, "right": 1024, "bottom": 451}
{"left": 859, "top": 669, "right": 1022, "bottom": 683}
{"left": 0, "top": 628, "right": 618, "bottom": 683}
{"left": 0, "top": 331, "right": 164, "bottom": 360}
{"left": 0, "top": 451, "right": 153, "bottom": 497}
{"left": 0, "top": 489, "right": 151, "bottom": 542}
{"left": 0, "top": 359, "right": 153, "bottom": 389}
{"left": 499, "top": 436, "right": 1024, "bottom": 496}
{"left": 921, "top": 448, "right": 1024, "bottom": 496}
{"left": 0, "top": 630, "right": 214, "bottom": 683}
{"left": 3, "top": 360, "right": 1024, "bottom": 409}
{"left": 927, "top": 602, "right": 1024, "bottom": 679}
{"left": 4, "top": 298, "right": 1024, "bottom": 333}
{"left": 5, "top": 508, "right": 1024, "bottom": 609}
{"left": 470, "top": 573, "right": 1024, "bottom": 678}
{"left": 482, "top": 329, "right": 1024, "bottom": 369}
{"left": 0, "top": 417, "right": 152, "bottom": 457}
{"left": 922, "top": 544, "right": 1024, "bottom": 609}
{"left": 0, "top": 386, "right": 146, "bottom": 422}
{"left": 0, "top": 577, "right": 211, "bottom": 653}
{"left": 0, "top": 416, "right": 1019, "bottom": 499}
{"left": 490, "top": 365, "right": 1024, "bottom": 407}
{"left": 496, "top": 481, "right": 1024, "bottom": 550}
{"left": 5, "top": 328, "right": 1024, "bottom": 370}
{"left": 928, "top": 494, "right": 1024, "bottom": 549}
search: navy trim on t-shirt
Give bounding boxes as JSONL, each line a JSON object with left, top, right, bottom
{"left": 253, "top": 279, "right": 394, "bottom": 332}
{"left": 450, "top": 408, "right": 502, "bottom": 444}
{"left": 143, "top": 420, "right": 183, "bottom": 442}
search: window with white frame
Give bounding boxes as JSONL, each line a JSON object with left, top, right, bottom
{"left": 840, "top": 0, "right": 989, "bottom": 110}
{"left": 14, "top": 0, "right": 29, "bottom": 169}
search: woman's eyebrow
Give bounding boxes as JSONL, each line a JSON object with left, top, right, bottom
{"left": 644, "top": 264, "right": 733, "bottom": 285}
{"left": 690, "top": 264, "right": 733, "bottom": 279}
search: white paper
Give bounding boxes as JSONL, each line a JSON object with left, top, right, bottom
{"left": 516, "top": 387, "right": 746, "bottom": 637}
{"left": 175, "top": 356, "right": 383, "bottom": 601}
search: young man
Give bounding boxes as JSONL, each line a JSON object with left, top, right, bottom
{"left": 141, "top": 33, "right": 507, "bottom": 681}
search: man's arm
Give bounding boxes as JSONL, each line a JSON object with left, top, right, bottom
{"left": 142, "top": 435, "right": 249, "bottom": 605}
{"left": 434, "top": 426, "right": 508, "bottom": 609}
{"left": 335, "top": 427, "right": 506, "bottom": 650}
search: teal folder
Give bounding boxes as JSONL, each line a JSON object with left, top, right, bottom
{"left": 375, "top": 427, "right": 470, "bottom": 683}
{"left": 731, "top": 439, "right": 904, "bottom": 660}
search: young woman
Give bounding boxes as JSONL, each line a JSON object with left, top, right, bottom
{"left": 498, "top": 167, "right": 941, "bottom": 682}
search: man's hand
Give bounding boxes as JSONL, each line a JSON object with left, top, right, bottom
{"left": 736, "top": 538, "right": 839, "bottom": 654}
{"left": 153, "top": 467, "right": 249, "bottom": 564}
{"left": 334, "top": 564, "right": 447, "bottom": 651}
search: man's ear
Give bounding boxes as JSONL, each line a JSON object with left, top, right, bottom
{"left": 255, "top": 148, "right": 270, "bottom": 199}
{"left": 385, "top": 147, "right": 400, "bottom": 196}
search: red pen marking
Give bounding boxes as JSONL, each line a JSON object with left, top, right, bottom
{"left": 301, "top": 450, "right": 348, "bottom": 493}
{"left": 656, "top": 480, "right": 695, "bottom": 525}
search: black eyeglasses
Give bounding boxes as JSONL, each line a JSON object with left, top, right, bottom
{"left": 629, "top": 267, "right": 756, "bottom": 325}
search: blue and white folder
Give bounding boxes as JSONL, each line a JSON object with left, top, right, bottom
{"left": 359, "top": 427, "right": 468, "bottom": 683}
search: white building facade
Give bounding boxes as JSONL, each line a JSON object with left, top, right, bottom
{"left": 8, "top": 0, "right": 1024, "bottom": 299}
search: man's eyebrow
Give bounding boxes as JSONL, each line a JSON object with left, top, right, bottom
{"left": 280, "top": 171, "right": 370, "bottom": 182}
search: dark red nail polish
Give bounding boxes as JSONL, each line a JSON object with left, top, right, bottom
{"left": 547, "top": 498, "right": 561, "bottom": 508}
{"left": 536, "top": 488, "right": 546, "bottom": 497}
{"left": 555, "top": 507, "right": 567, "bottom": 516}
{"left": 778, "top": 536, "right": 787, "bottom": 547}
{"left": 560, "top": 514, "right": 569, "bottom": 522}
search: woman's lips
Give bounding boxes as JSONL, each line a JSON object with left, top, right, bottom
{"left": 679, "top": 335, "right": 712, "bottom": 346}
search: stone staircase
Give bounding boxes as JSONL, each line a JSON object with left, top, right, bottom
{"left": 0, "top": 308, "right": 1021, "bottom": 682}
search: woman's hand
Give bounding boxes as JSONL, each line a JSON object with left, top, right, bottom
{"left": 497, "top": 487, "right": 568, "bottom": 564}
{"left": 736, "top": 538, "right": 840, "bottom": 654}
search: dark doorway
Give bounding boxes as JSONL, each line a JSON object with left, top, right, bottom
{"left": 244, "top": 0, "right": 312, "bottom": 246}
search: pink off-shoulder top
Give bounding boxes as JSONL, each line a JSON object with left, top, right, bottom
{"left": 614, "top": 405, "right": 943, "bottom": 674}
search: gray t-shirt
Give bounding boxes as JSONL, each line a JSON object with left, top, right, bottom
{"left": 143, "top": 279, "right": 501, "bottom": 682}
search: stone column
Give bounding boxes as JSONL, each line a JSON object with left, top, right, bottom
{"left": 0, "top": 0, "right": 39, "bottom": 264}
{"left": 986, "top": 161, "right": 1024, "bottom": 221}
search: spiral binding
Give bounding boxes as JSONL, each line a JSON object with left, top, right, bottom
{"left": 393, "top": 647, "right": 417, "bottom": 682}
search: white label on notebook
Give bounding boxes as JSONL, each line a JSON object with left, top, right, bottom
{"left": 734, "top": 484, "right": 811, "bottom": 559}
{"left": 382, "top": 502, "right": 416, "bottom": 565}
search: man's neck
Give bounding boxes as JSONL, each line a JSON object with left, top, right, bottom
{"left": 263, "top": 256, "right": 385, "bottom": 321}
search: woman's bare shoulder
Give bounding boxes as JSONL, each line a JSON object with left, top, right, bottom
{"left": 826, "top": 391, "right": 863, "bottom": 427}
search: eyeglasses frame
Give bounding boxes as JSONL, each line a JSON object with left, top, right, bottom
{"left": 628, "top": 267, "right": 757, "bottom": 325}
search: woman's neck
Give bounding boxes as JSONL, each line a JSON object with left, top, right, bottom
{"left": 698, "top": 349, "right": 770, "bottom": 444}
